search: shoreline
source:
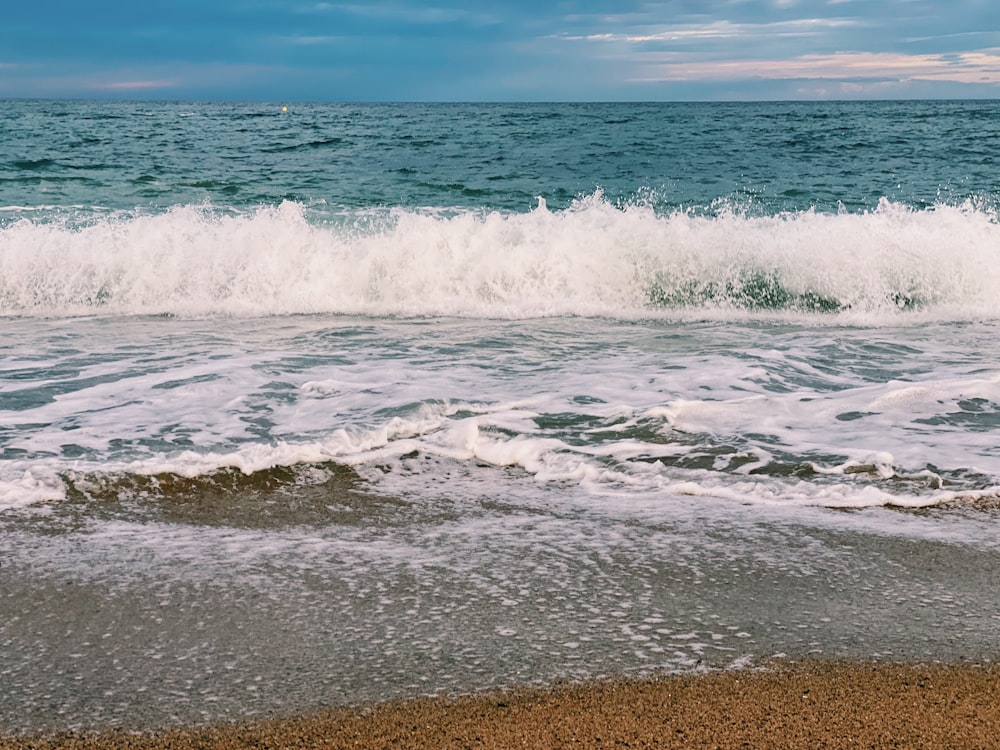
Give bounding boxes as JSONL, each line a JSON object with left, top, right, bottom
{"left": 5, "top": 660, "right": 998, "bottom": 749}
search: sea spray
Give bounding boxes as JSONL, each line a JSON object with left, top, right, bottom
{"left": 1, "top": 195, "right": 999, "bottom": 321}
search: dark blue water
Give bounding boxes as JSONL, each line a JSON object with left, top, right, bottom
{"left": 3, "top": 100, "right": 999, "bottom": 216}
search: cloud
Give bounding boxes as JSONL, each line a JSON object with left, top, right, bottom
{"left": 554, "top": 15, "right": 870, "bottom": 61}
{"left": 631, "top": 50, "right": 1000, "bottom": 85}
{"left": 89, "top": 79, "right": 178, "bottom": 91}
{"left": 304, "top": 2, "right": 499, "bottom": 26}
{"left": 2, "top": 0, "right": 1000, "bottom": 99}
{"left": 624, "top": 17, "right": 862, "bottom": 43}
{"left": 0, "top": 61, "right": 344, "bottom": 100}
{"left": 540, "top": 4, "right": 1000, "bottom": 97}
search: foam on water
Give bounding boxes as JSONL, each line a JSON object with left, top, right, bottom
{"left": 2, "top": 194, "right": 1000, "bottom": 321}
{"left": 5, "top": 375, "right": 999, "bottom": 515}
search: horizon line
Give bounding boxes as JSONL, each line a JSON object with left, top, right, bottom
{"left": 3, "top": 95, "right": 1000, "bottom": 105}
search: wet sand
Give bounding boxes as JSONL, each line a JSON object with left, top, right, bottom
{"left": 5, "top": 660, "right": 998, "bottom": 749}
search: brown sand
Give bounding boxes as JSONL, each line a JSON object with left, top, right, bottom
{"left": 4, "top": 661, "right": 999, "bottom": 750}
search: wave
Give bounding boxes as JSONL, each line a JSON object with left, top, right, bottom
{"left": 6, "top": 399, "right": 999, "bottom": 514}
{"left": 2, "top": 193, "right": 1000, "bottom": 321}
{"left": 8, "top": 441, "right": 999, "bottom": 517}
{"left": 51, "top": 462, "right": 401, "bottom": 529}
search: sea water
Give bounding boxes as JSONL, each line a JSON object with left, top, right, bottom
{"left": 1, "top": 100, "right": 999, "bottom": 731}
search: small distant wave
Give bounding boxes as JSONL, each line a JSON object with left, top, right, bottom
{"left": 9, "top": 158, "right": 58, "bottom": 171}
{"left": 265, "top": 137, "right": 346, "bottom": 153}
{"left": 2, "top": 193, "right": 999, "bottom": 322}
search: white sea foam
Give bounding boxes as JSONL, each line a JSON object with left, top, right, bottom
{"left": 2, "top": 300, "right": 999, "bottom": 517}
{"left": 5, "top": 395, "right": 997, "bottom": 514}
{"left": 2, "top": 195, "right": 999, "bottom": 321}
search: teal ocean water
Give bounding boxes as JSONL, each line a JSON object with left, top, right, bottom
{"left": 1, "top": 101, "right": 999, "bottom": 731}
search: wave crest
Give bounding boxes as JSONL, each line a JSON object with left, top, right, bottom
{"left": 2, "top": 194, "right": 998, "bottom": 321}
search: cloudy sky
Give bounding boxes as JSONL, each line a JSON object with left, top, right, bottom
{"left": 2, "top": 0, "right": 1000, "bottom": 100}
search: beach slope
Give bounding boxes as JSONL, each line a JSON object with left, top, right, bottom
{"left": 6, "top": 661, "right": 999, "bottom": 750}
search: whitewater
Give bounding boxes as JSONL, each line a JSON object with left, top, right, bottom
{"left": 3, "top": 195, "right": 1000, "bottom": 320}
{"left": 1, "top": 100, "right": 999, "bottom": 732}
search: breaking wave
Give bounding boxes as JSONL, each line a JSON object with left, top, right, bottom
{"left": 2, "top": 193, "right": 1000, "bottom": 321}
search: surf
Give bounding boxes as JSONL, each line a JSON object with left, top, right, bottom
{"left": 1, "top": 192, "right": 999, "bottom": 322}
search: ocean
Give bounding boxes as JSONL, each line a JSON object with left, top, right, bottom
{"left": 1, "top": 100, "right": 999, "bottom": 731}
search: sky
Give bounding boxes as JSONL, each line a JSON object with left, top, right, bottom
{"left": 2, "top": 0, "right": 1000, "bottom": 100}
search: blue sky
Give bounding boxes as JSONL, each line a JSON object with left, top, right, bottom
{"left": 2, "top": 1, "right": 1000, "bottom": 100}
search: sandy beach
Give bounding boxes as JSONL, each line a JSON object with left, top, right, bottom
{"left": 4, "top": 660, "right": 998, "bottom": 749}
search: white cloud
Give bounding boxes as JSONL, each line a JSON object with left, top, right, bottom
{"left": 88, "top": 79, "right": 178, "bottom": 91}
{"left": 631, "top": 50, "right": 1000, "bottom": 84}
{"left": 559, "top": 17, "right": 863, "bottom": 45}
